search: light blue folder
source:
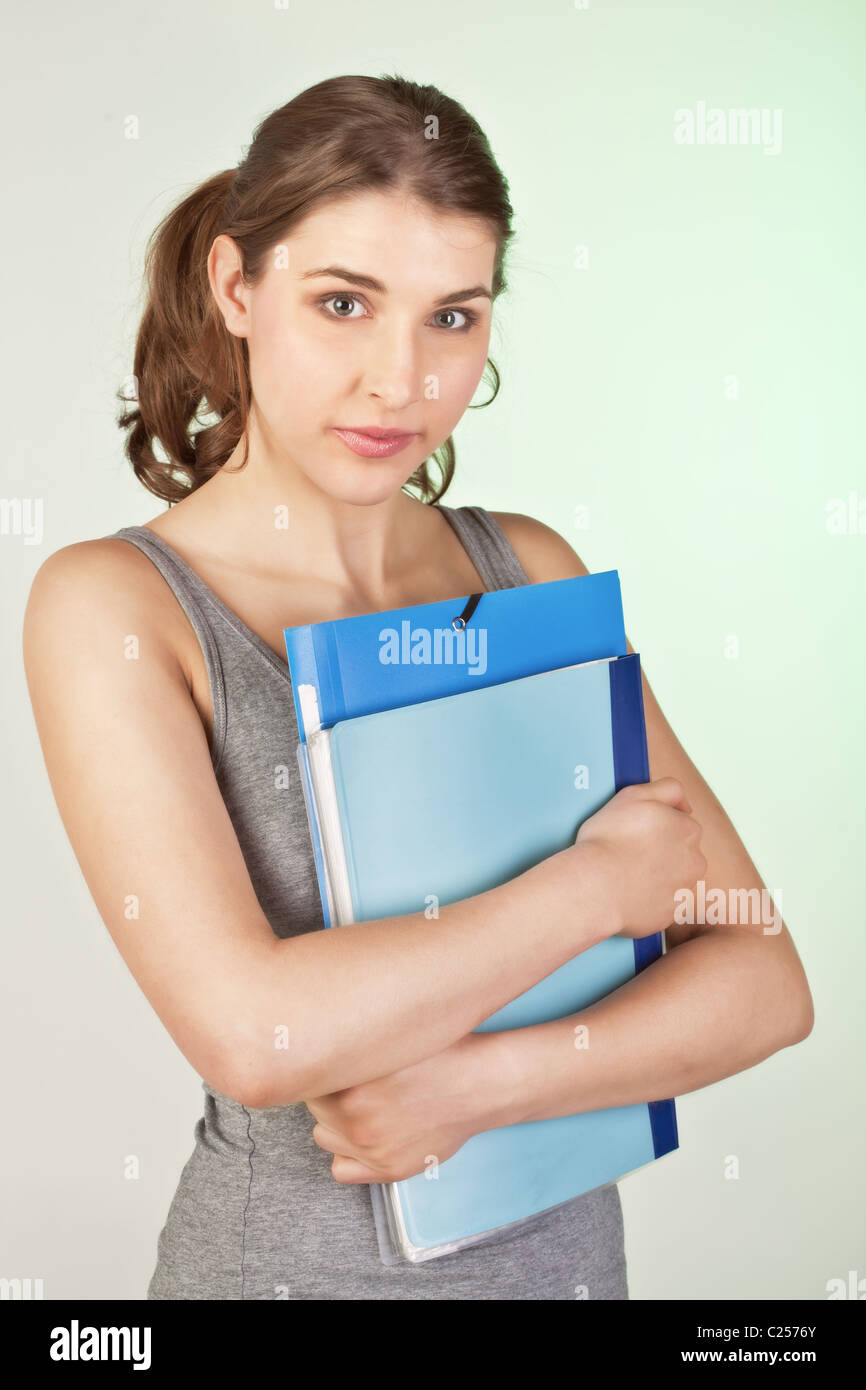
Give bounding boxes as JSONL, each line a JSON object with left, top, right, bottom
{"left": 324, "top": 654, "right": 677, "bottom": 1258}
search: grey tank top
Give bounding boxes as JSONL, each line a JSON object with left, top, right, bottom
{"left": 110, "top": 503, "right": 628, "bottom": 1301}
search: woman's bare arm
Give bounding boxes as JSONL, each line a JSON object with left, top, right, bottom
{"left": 23, "top": 540, "right": 621, "bottom": 1110}
{"left": 488, "top": 510, "right": 815, "bottom": 1042}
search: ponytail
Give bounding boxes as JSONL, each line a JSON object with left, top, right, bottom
{"left": 117, "top": 169, "right": 251, "bottom": 503}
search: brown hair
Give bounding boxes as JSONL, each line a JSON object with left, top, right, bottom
{"left": 117, "top": 74, "right": 515, "bottom": 507}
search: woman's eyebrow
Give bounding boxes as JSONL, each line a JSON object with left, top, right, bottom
{"left": 299, "top": 264, "right": 492, "bottom": 306}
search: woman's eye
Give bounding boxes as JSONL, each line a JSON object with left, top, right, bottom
{"left": 432, "top": 308, "right": 477, "bottom": 331}
{"left": 319, "top": 293, "right": 366, "bottom": 319}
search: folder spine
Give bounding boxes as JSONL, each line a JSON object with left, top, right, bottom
{"left": 296, "top": 741, "right": 333, "bottom": 927}
{"left": 648, "top": 1096, "right": 679, "bottom": 1158}
{"left": 609, "top": 654, "right": 679, "bottom": 1161}
{"left": 284, "top": 626, "right": 317, "bottom": 741}
{"left": 285, "top": 624, "right": 348, "bottom": 744}
{"left": 609, "top": 654, "right": 661, "bottom": 970}
{"left": 609, "top": 648, "right": 649, "bottom": 791}
{"left": 314, "top": 624, "right": 346, "bottom": 733}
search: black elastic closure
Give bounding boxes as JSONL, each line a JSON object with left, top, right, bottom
{"left": 452, "top": 592, "right": 483, "bottom": 631}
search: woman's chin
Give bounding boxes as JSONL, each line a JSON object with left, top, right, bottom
{"left": 307, "top": 461, "right": 423, "bottom": 508}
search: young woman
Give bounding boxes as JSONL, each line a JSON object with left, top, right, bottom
{"left": 23, "top": 74, "right": 813, "bottom": 1301}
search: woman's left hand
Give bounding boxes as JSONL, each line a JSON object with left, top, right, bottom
{"left": 305, "top": 1031, "right": 502, "bottom": 1184}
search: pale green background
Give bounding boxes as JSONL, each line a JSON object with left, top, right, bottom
{"left": 2, "top": 0, "right": 863, "bottom": 1300}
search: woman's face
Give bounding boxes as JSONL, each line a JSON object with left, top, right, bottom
{"left": 212, "top": 189, "right": 497, "bottom": 505}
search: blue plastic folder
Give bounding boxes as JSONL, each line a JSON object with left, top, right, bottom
{"left": 283, "top": 576, "right": 678, "bottom": 1263}
{"left": 285, "top": 569, "right": 627, "bottom": 743}
{"left": 285, "top": 570, "right": 627, "bottom": 928}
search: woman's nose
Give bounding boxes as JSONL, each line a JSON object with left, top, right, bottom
{"left": 362, "top": 329, "right": 423, "bottom": 410}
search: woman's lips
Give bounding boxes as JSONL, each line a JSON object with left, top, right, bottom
{"left": 332, "top": 428, "right": 417, "bottom": 458}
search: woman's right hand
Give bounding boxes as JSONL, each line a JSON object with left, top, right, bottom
{"left": 573, "top": 777, "right": 707, "bottom": 938}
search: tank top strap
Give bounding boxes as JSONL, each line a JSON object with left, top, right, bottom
{"left": 107, "top": 526, "right": 228, "bottom": 766}
{"left": 438, "top": 504, "right": 530, "bottom": 591}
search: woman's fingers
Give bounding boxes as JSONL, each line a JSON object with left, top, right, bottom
{"left": 330, "top": 1155, "right": 381, "bottom": 1184}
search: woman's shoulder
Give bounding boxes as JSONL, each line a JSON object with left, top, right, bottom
{"left": 25, "top": 531, "right": 182, "bottom": 622}
{"left": 23, "top": 533, "right": 189, "bottom": 683}
{"left": 484, "top": 509, "right": 591, "bottom": 584}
